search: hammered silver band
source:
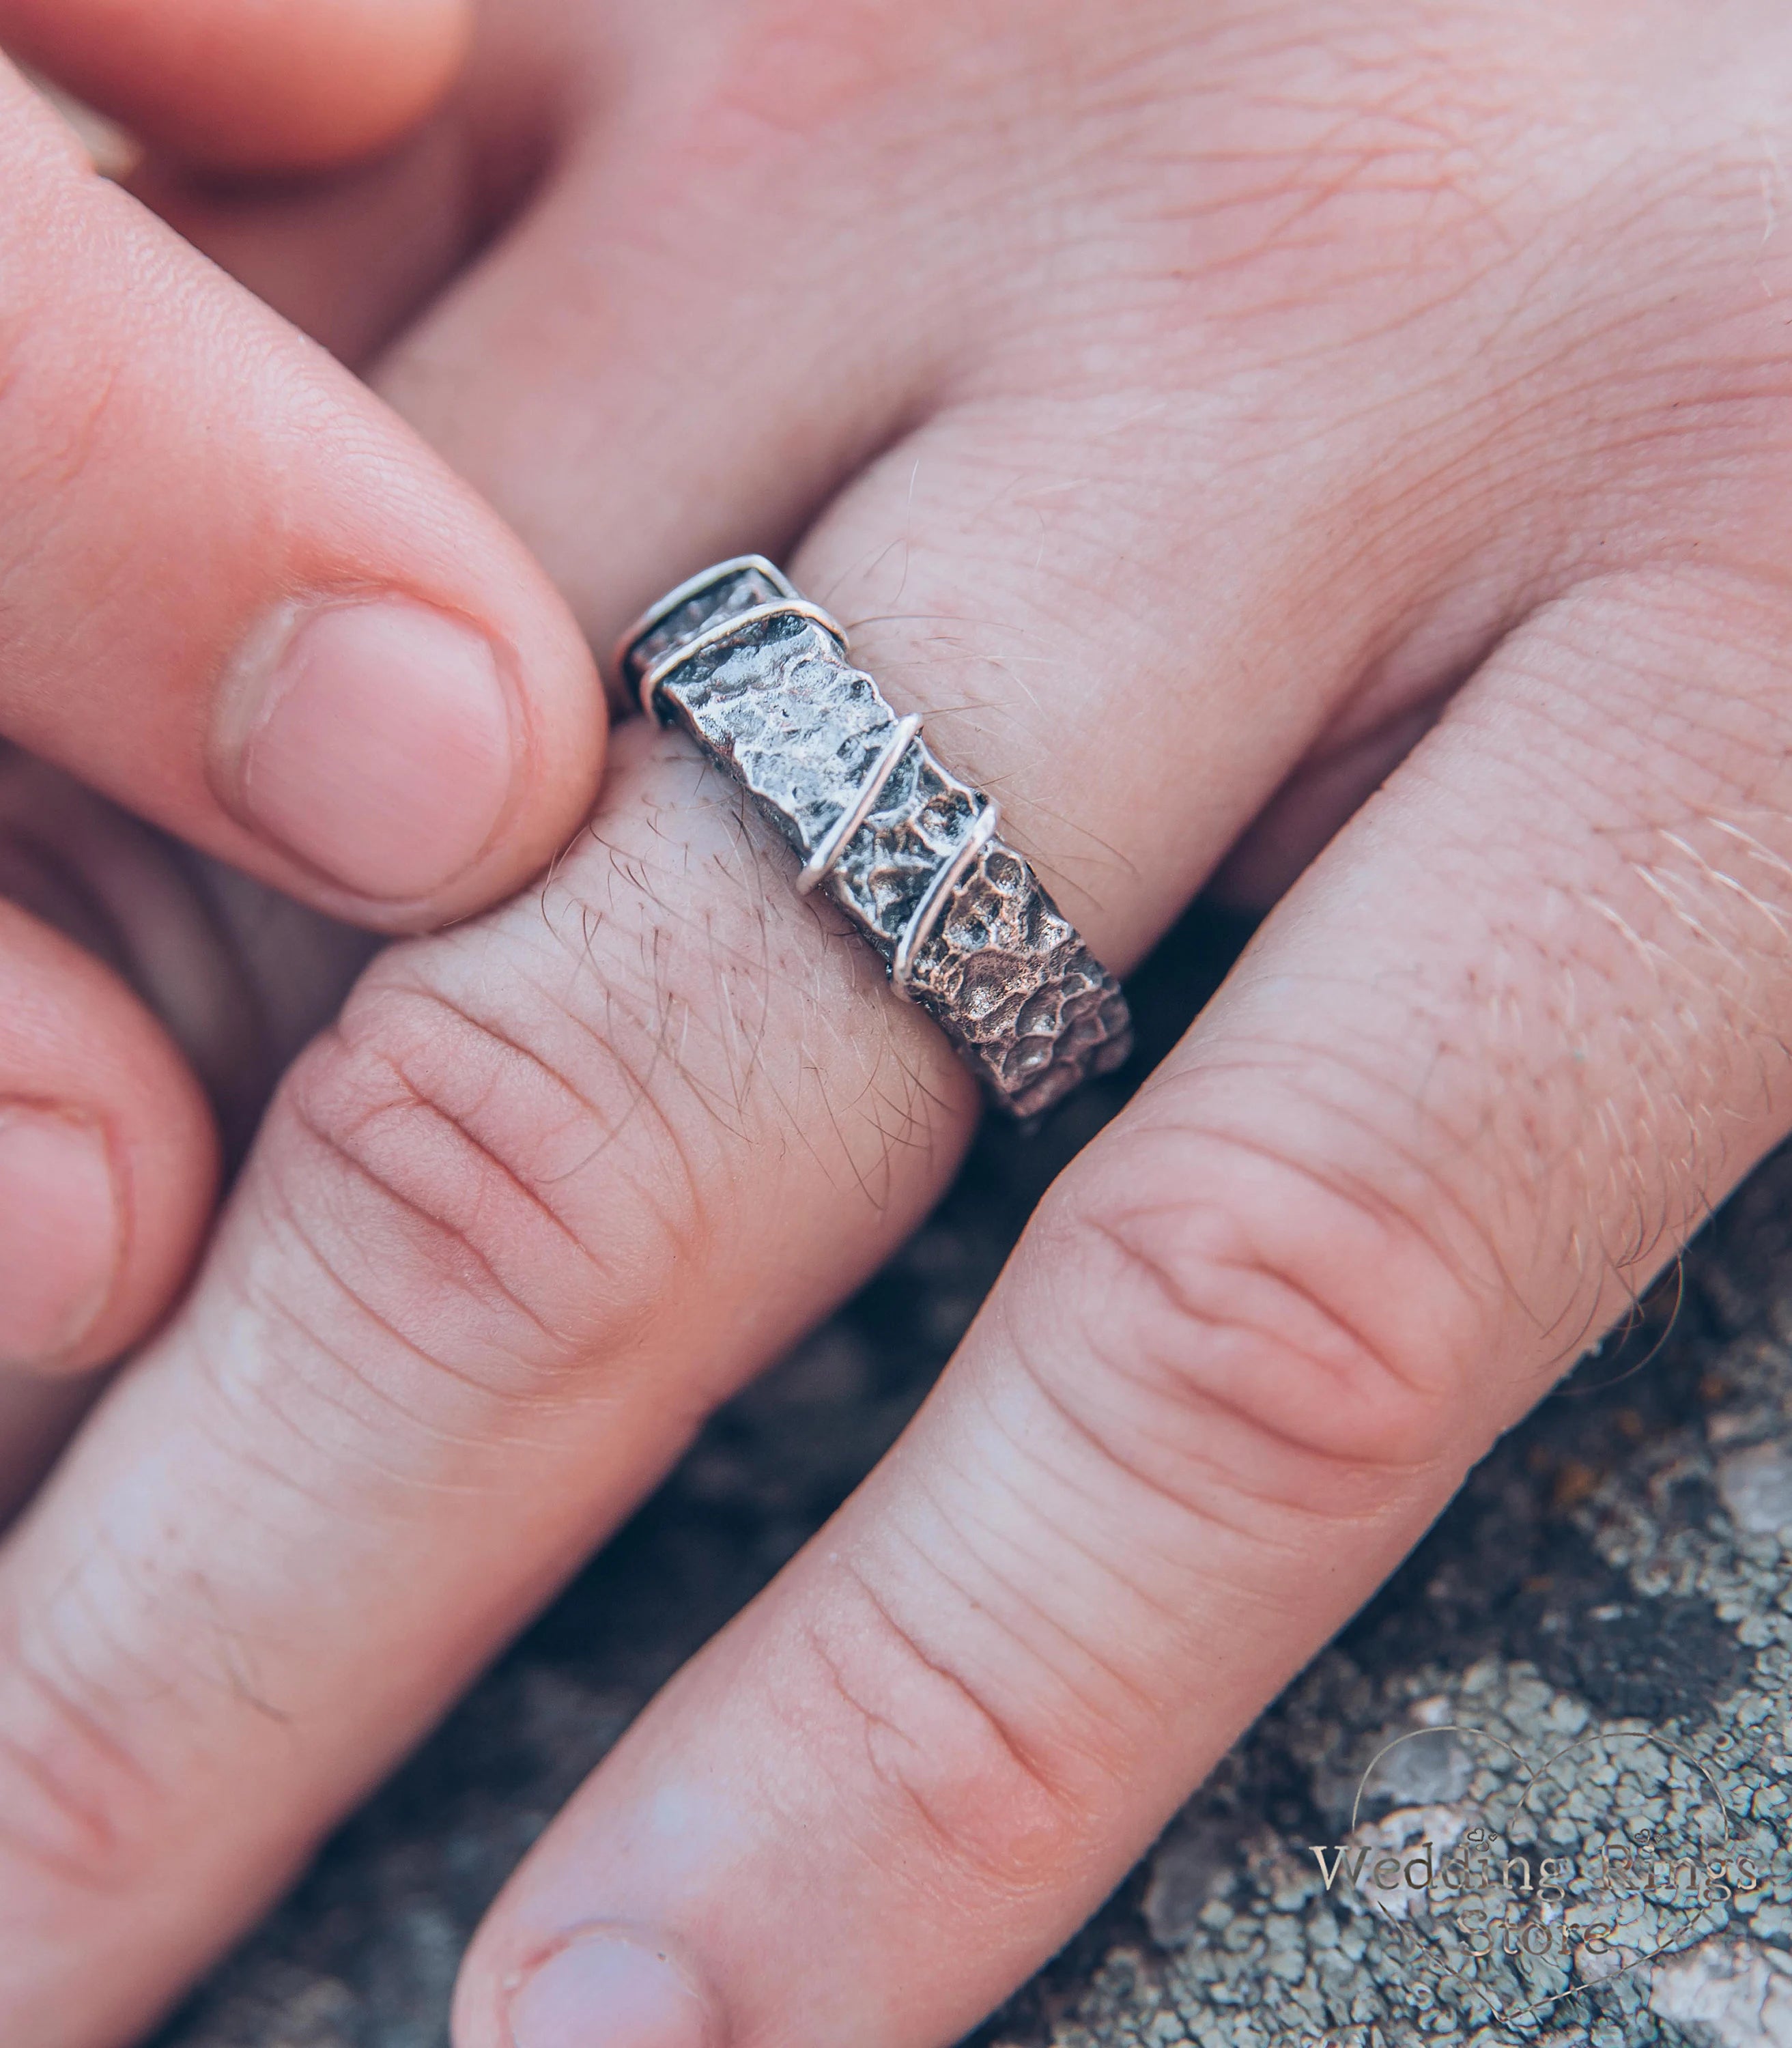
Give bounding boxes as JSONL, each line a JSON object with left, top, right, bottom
{"left": 616, "top": 556, "right": 1133, "bottom": 1118}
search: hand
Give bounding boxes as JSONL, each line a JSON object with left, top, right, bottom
{"left": 0, "top": 0, "right": 605, "bottom": 1430}
{"left": 14, "top": 3, "right": 1792, "bottom": 2045}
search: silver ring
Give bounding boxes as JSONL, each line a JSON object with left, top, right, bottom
{"left": 614, "top": 557, "right": 1133, "bottom": 1118}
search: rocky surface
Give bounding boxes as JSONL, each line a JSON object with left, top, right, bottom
{"left": 154, "top": 905, "right": 1792, "bottom": 2048}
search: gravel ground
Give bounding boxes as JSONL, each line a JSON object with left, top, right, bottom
{"left": 152, "top": 905, "right": 1792, "bottom": 2048}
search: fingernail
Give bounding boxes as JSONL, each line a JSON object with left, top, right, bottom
{"left": 221, "top": 599, "right": 517, "bottom": 904}
{"left": 0, "top": 1107, "right": 122, "bottom": 1371}
{"left": 507, "top": 1931, "right": 717, "bottom": 2048}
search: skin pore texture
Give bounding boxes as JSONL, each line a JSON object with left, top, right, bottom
{"left": 4, "top": 1, "right": 1792, "bottom": 2045}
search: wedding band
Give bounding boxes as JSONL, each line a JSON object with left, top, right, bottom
{"left": 616, "top": 556, "right": 1133, "bottom": 1118}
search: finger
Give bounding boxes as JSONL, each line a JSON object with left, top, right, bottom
{"left": 0, "top": 0, "right": 474, "bottom": 172}
{"left": 0, "top": 739, "right": 371, "bottom": 1149}
{"left": 122, "top": 0, "right": 584, "bottom": 370}
{"left": 0, "top": 893, "right": 214, "bottom": 1381}
{"left": 449, "top": 567, "right": 1792, "bottom": 2048}
{"left": 0, "top": 749, "right": 363, "bottom": 1505}
{"left": 0, "top": 711, "right": 976, "bottom": 2048}
{"left": 128, "top": 119, "right": 477, "bottom": 370}
{"left": 0, "top": 373, "right": 1381, "bottom": 2044}
{"left": 0, "top": 63, "right": 603, "bottom": 931}
{"left": 370, "top": 38, "right": 967, "bottom": 674}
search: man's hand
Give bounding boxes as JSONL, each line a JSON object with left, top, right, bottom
{"left": 11, "top": 3, "right": 1792, "bottom": 2045}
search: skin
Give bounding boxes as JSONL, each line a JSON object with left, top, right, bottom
{"left": 0, "top": 0, "right": 605, "bottom": 1394}
{"left": 5, "top": 0, "right": 1792, "bottom": 2044}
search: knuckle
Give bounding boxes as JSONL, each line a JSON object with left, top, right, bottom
{"left": 793, "top": 1565, "right": 1090, "bottom": 1901}
{"left": 0, "top": 1582, "right": 168, "bottom": 1903}
{"left": 1028, "top": 1103, "right": 1481, "bottom": 1522}
{"left": 249, "top": 971, "right": 709, "bottom": 1404}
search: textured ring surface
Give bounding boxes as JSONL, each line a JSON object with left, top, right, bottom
{"left": 616, "top": 557, "right": 1134, "bottom": 1118}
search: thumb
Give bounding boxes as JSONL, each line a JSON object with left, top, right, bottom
{"left": 0, "top": 0, "right": 474, "bottom": 171}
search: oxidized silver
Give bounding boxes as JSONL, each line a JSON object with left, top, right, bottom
{"left": 616, "top": 556, "right": 1133, "bottom": 1118}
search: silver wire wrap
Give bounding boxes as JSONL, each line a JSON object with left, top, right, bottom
{"left": 616, "top": 556, "right": 1133, "bottom": 1118}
